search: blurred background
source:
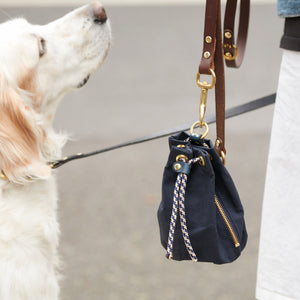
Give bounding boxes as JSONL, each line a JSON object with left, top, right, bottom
{"left": 0, "top": 0, "right": 281, "bottom": 299}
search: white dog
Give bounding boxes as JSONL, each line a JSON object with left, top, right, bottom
{"left": 0, "top": 2, "right": 111, "bottom": 299}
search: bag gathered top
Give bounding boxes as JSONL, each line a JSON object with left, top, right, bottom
{"left": 157, "top": 0, "right": 250, "bottom": 264}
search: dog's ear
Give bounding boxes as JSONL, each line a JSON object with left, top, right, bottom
{"left": 0, "top": 79, "right": 51, "bottom": 183}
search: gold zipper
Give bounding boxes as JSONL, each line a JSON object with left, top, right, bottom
{"left": 214, "top": 195, "right": 240, "bottom": 248}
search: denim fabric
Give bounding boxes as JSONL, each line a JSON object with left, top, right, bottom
{"left": 278, "top": 0, "right": 300, "bottom": 17}
{"left": 157, "top": 132, "right": 247, "bottom": 264}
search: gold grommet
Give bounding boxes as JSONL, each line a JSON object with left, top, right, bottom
{"left": 205, "top": 36, "right": 212, "bottom": 43}
{"left": 198, "top": 156, "right": 205, "bottom": 166}
{"left": 204, "top": 51, "right": 211, "bottom": 59}
{"left": 176, "top": 154, "right": 188, "bottom": 163}
{"left": 174, "top": 163, "right": 182, "bottom": 171}
{"left": 225, "top": 31, "right": 232, "bottom": 39}
{"left": 177, "top": 145, "right": 186, "bottom": 148}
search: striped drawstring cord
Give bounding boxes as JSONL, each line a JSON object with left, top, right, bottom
{"left": 166, "top": 157, "right": 202, "bottom": 262}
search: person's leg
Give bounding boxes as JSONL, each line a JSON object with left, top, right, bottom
{"left": 256, "top": 49, "right": 300, "bottom": 300}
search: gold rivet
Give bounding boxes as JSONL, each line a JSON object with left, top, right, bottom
{"left": 215, "top": 139, "right": 221, "bottom": 147}
{"left": 204, "top": 51, "right": 211, "bottom": 59}
{"left": 225, "top": 52, "right": 232, "bottom": 59}
{"left": 225, "top": 31, "right": 232, "bottom": 39}
{"left": 174, "top": 163, "right": 182, "bottom": 171}
{"left": 177, "top": 145, "right": 186, "bottom": 148}
{"left": 205, "top": 36, "right": 212, "bottom": 43}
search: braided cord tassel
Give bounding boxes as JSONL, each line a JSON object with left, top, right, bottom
{"left": 166, "top": 173, "right": 182, "bottom": 259}
{"left": 166, "top": 157, "right": 201, "bottom": 261}
{"left": 178, "top": 173, "right": 198, "bottom": 262}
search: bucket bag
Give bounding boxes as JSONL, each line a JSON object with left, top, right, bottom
{"left": 157, "top": 0, "right": 250, "bottom": 264}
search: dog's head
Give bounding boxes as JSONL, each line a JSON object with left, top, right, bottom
{"left": 0, "top": 2, "right": 111, "bottom": 183}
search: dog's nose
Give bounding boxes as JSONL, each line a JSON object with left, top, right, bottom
{"left": 93, "top": 2, "right": 107, "bottom": 24}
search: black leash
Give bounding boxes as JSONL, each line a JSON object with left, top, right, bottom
{"left": 50, "top": 93, "right": 276, "bottom": 169}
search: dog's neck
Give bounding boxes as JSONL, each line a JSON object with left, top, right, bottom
{"left": 36, "top": 92, "right": 66, "bottom": 126}
{"left": 0, "top": 124, "right": 65, "bottom": 184}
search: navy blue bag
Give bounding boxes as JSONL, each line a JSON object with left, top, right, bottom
{"left": 157, "top": 0, "right": 250, "bottom": 264}
{"left": 157, "top": 131, "right": 247, "bottom": 264}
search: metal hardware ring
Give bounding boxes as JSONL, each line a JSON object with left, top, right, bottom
{"left": 190, "top": 121, "right": 209, "bottom": 139}
{"left": 223, "top": 44, "right": 238, "bottom": 61}
{"left": 196, "top": 68, "right": 216, "bottom": 89}
{"left": 0, "top": 171, "right": 8, "bottom": 181}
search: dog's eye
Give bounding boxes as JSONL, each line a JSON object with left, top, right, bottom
{"left": 38, "top": 38, "right": 47, "bottom": 58}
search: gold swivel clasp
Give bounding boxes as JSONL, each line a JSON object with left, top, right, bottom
{"left": 196, "top": 68, "right": 216, "bottom": 128}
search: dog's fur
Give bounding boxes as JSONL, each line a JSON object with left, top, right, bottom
{"left": 0, "top": 3, "right": 111, "bottom": 299}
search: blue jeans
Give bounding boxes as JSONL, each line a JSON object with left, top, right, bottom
{"left": 278, "top": 0, "right": 300, "bottom": 17}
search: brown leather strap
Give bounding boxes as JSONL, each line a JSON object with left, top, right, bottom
{"left": 214, "top": 0, "right": 226, "bottom": 155}
{"left": 198, "top": 0, "right": 218, "bottom": 75}
{"left": 198, "top": 0, "right": 250, "bottom": 156}
{"left": 224, "top": 0, "right": 250, "bottom": 68}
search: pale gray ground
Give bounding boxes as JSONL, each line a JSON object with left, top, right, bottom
{"left": 0, "top": 4, "right": 283, "bottom": 300}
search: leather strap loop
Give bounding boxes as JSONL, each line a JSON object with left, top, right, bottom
{"left": 224, "top": 0, "right": 250, "bottom": 68}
